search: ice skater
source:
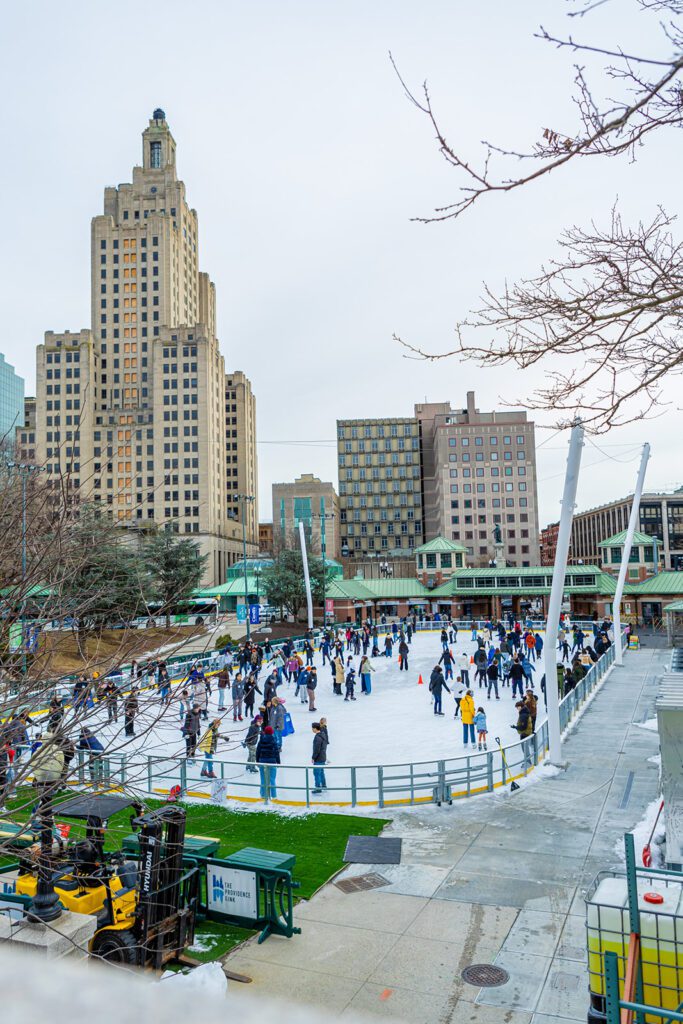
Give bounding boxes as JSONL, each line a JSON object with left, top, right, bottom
{"left": 474, "top": 707, "right": 488, "bottom": 751}
{"left": 344, "top": 667, "right": 357, "bottom": 701}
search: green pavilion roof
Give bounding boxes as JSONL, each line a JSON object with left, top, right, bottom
{"left": 599, "top": 530, "right": 657, "bottom": 548}
{"left": 626, "top": 572, "right": 683, "bottom": 596}
{"left": 431, "top": 564, "right": 606, "bottom": 598}
{"left": 415, "top": 536, "right": 468, "bottom": 555}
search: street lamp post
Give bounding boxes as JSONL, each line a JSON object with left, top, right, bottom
{"left": 235, "top": 494, "right": 255, "bottom": 641}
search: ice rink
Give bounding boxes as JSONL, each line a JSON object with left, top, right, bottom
{"left": 87, "top": 630, "right": 547, "bottom": 780}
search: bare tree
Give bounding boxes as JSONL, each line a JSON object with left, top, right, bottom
{"left": 393, "top": 0, "right": 683, "bottom": 431}
{"left": 0, "top": 459, "right": 230, "bottom": 857}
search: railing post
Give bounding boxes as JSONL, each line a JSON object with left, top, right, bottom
{"left": 501, "top": 746, "right": 507, "bottom": 785}
{"left": 147, "top": 756, "right": 153, "bottom": 794}
{"left": 120, "top": 754, "right": 127, "bottom": 788}
{"left": 377, "top": 766, "right": 385, "bottom": 809}
{"left": 180, "top": 758, "right": 187, "bottom": 796}
{"left": 604, "top": 951, "right": 621, "bottom": 1024}
{"left": 438, "top": 759, "right": 446, "bottom": 804}
{"left": 487, "top": 751, "right": 494, "bottom": 791}
{"left": 304, "top": 767, "right": 310, "bottom": 808}
{"left": 351, "top": 766, "right": 357, "bottom": 808}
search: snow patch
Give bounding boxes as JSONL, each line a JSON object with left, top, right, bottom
{"left": 615, "top": 796, "right": 665, "bottom": 868}
{"left": 188, "top": 936, "right": 217, "bottom": 953}
{"left": 161, "top": 962, "right": 228, "bottom": 996}
{"left": 635, "top": 718, "right": 659, "bottom": 733}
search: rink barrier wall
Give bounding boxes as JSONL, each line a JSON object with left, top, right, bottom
{"left": 56, "top": 632, "right": 626, "bottom": 809}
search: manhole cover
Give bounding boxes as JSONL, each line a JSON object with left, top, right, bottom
{"left": 334, "top": 873, "right": 390, "bottom": 894}
{"left": 461, "top": 964, "right": 510, "bottom": 988}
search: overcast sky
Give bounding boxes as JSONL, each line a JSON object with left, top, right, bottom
{"left": 1, "top": 1, "right": 679, "bottom": 526}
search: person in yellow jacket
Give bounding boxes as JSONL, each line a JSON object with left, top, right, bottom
{"left": 198, "top": 718, "right": 227, "bottom": 779}
{"left": 460, "top": 690, "right": 476, "bottom": 747}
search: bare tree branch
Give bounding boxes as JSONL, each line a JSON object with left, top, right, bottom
{"left": 393, "top": 1, "right": 683, "bottom": 430}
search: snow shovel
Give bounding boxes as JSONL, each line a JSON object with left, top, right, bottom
{"left": 495, "top": 736, "right": 520, "bottom": 792}
{"left": 643, "top": 799, "right": 664, "bottom": 867}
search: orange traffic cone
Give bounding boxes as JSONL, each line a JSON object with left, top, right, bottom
{"left": 417, "top": 674, "right": 424, "bottom": 686}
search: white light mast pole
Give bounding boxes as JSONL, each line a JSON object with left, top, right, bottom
{"left": 543, "top": 422, "right": 585, "bottom": 766}
{"left": 299, "top": 521, "right": 314, "bottom": 630}
{"left": 613, "top": 444, "right": 650, "bottom": 665}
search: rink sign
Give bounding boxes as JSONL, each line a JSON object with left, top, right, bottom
{"left": 207, "top": 865, "right": 257, "bottom": 919}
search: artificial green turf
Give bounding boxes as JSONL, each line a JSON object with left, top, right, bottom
{"left": 2, "top": 790, "right": 390, "bottom": 959}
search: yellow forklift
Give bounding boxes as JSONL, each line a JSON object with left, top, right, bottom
{"left": 14, "top": 793, "right": 199, "bottom": 967}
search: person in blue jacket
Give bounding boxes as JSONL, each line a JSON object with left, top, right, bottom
{"left": 78, "top": 727, "right": 105, "bottom": 783}
{"left": 534, "top": 632, "right": 544, "bottom": 658}
{"left": 256, "top": 725, "right": 280, "bottom": 800}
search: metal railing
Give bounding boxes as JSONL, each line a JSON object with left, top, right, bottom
{"left": 63, "top": 633, "right": 623, "bottom": 809}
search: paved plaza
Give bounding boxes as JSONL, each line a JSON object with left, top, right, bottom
{"left": 224, "top": 645, "right": 665, "bottom": 1023}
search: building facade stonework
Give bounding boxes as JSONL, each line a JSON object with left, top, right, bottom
{"left": 33, "top": 110, "right": 256, "bottom": 585}
{"left": 226, "top": 371, "right": 258, "bottom": 557}
{"left": 415, "top": 392, "right": 540, "bottom": 567}
{"left": 570, "top": 490, "right": 683, "bottom": 570}
{"left": 272, "top": 474, "right": 340, "bottom": 558}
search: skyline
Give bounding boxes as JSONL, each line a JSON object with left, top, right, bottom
{"left": 1, "top": 1, "right": 678, "bottom": 527}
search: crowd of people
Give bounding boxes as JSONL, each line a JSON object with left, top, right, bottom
{"left": 0, "top": 611, "right": 616, "bottom": 808}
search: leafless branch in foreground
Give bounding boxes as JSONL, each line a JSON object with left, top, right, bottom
{"left": 393, "top": 1, "right": 683, "bottom": 431}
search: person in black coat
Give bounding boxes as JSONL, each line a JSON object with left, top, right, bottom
{"left": 311, "top": 722, "right": 328, "bottom": 793}
{"left": 429, "top": 666, "right": 451, "bottom": 715}
{"left": 486, "top": 660, "right": 500, "bottom": 700}
{"left": 398, "top": 639, "right": 410, "bottom": 672}
{"left": 243, "top": 715, "right": 262, "bottom": 773}
{"left": 255, "top": 725, "right": 280, "bottom": 800}
{"left": 263, "top": 672, "right": 279, "bottom": 704}
{"left": 182, "top": 705, "right": 201, "bottom": 759}
{"left": 244, "top": 675, "right": 262, "bottom": 718}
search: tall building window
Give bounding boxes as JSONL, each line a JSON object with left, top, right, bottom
{"left": 150, "top": 141, "right": 161, "bottom": 168}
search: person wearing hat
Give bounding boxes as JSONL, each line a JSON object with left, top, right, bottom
{"left": 255, "top": 725, "right": 280, "bottom": 800}
{"left": 344, "top": 667, "right": 357, "bottom": 702}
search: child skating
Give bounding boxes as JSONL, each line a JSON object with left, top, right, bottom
{"left": 474, "top": 707, "right": 488, "bottom": 751}
{"left": 344, "top": 667, "right": 357, "bottom": 701}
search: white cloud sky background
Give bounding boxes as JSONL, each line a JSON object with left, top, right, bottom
{"left": 1, "top": 1, "right": 679, "bottom": 526}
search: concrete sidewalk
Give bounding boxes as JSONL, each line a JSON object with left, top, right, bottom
{"left": 223, "top": 647, "right": 664, "bottom": 1023}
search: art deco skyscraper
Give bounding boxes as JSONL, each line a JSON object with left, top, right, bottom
{"left": 35, "top": 110, "right": 255, "bottom": 584}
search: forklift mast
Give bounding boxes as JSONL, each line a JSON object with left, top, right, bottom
{"left": 132, "top": 806, "right": 191, "bottom": 965}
